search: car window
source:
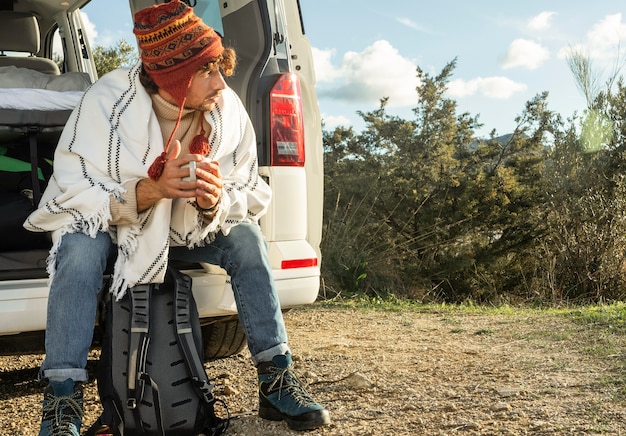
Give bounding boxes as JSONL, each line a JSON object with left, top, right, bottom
{"left": 126, "top": 0, "right": 224, "bottom": 37}
{"left": 52, "top": 28, "right": 64, "bottom": 68}
{"left": 189, "top": 0, "right": 224, "bottom": 36}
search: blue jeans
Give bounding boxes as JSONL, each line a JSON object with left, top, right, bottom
{"left": 41, "top": 222, "right": 289, "bottom": 383}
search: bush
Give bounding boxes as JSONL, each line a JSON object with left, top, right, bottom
{"left": 320, "top": 60, "right": 626, "bottom": 305}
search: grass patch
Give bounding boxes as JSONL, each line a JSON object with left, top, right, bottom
{"left": 564, "top": 302, "right": 626, "bottom": 333}
{"left": 317, "top": 296, "right": 626, "bottom": 321}
{"left": 561, "top": 302, "right": 626, "bottom": 401}
{"left": 317, "top": 295, "right": 537, "bottom": 316}
{"left": 473, "top": 328, "right": 493, "bottom": 335}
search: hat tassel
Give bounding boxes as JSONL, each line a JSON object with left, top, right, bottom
{"left": 148, "top": 151, "right": 168, "bottom": 180}
{"left": 147, "top": 101, "right": 186, "bottom": 181}
{"left": 189, "top": 117, "right": 210, "bottom": 155}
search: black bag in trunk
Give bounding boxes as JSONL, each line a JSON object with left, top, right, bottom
{"left": 0, "top": 192, "right": 49, "bottom": 251}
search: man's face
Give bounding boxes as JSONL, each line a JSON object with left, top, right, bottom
{"left": 184, "top": 68, "right": 227, "bottom": 111}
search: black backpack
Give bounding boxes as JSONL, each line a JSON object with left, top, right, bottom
{"left": 86, "top": 267, "right": 229, "bottom": 436}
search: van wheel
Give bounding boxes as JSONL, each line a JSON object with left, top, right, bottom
{"left": 201, "top": 318, "right": 247, "bottom": 360}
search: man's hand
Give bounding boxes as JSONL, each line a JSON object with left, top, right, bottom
{"left": 194, "top": 159, "right": 222, "bottom": 210}
{"left": 137, "top": 140, "right": 211, "bottom": 212}
{"left": 136, "top": 140, "right": 222, "bottom": 213}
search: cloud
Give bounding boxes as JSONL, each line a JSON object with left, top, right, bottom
{"left": 528, "top": 11, "right": 556, "bottom": 31}
{"left": 82, "top": 10, "right": 136, "bottom": 47}
{"left": 586, "top": 13, "right": 626, "bottom": 59}
{"left": 557, "top": 42, "right": 585, "bottom": 61}
{"left": 312, "top": 40, "right": 420, "bottom": 107}
{"left": 446, "top": 77, "right": 527, "bottom": 99}
{"left": 396, "top": 17, "right": 430, "bottom": 33}
{"left": 311, "top": 47, "right": 342, "bottom": 82}
{"left": 557, "top": 13, "right": 626, "bottom": 63}
{"left": 502, "top": 38, "right": 550, "bottom": 70}
{"left": 321, "top": 114, "right": 352, "bottom": 129}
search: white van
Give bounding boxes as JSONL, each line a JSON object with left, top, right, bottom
{"left": 0, "top": 0, "right": 323, "bottom": 359}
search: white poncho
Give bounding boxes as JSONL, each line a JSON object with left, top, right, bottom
{"left": 24, "top": 62, "right": 272, "bottom": 299}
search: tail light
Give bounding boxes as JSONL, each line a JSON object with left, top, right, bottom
{"left": 281, "top": 258, "right": 318, "bottom": 269}
{"left": 270, "top": 73, "right": 305, "bottom": 166}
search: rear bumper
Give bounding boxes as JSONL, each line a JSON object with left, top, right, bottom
{"left": 0, "top": 266, "right": 320, "bottom": 338}
{"left": 186, "top": 266, "right": 320, "bottom": 316}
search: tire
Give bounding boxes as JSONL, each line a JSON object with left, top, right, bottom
{"left": 201, "top": 318, "right": 247, "bottom": 360}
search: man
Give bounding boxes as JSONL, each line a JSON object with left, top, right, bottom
{"left": 26, "top": 1, "right": 330, "bottom": 434}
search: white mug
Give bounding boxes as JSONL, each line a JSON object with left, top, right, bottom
{"left": 182, "top": 161, "right": 197, "bottom": 182}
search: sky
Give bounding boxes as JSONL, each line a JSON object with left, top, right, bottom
{"left": 82, "top": 0, "right": 626, "bottom": 137}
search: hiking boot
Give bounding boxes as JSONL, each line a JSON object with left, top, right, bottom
{"left": 257, "top": 354, "right": 331, "bottom": 431}
{"left": 39, "top": 378, "right": 84, "bottom": 436}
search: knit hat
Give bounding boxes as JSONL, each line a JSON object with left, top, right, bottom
{"left": 133, "top": 0, "right": 224, "bottom": 180}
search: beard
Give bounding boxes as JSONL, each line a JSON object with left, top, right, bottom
{"left": 184, "top": 93, "right": 220, "bottom": 112}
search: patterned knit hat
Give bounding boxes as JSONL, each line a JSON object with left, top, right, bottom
{"left": 133, "top": 0, "right": 223, "bottom": 105}
{"left": 133, "top": 0, "right": 223, "bottom": 179}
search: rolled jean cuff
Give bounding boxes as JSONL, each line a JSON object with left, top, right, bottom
{"left": 41, "top": 368, "right": 88, "bottom": 383}
{"left": 252, "top": 343, "right": 291, "bottom": 366}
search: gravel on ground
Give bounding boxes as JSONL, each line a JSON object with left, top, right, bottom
{"left": 1, "top": 305, "right": 625, "bottom": 435}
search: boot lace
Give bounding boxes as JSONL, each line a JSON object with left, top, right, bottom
{"left": 267, "top": 366, "right": 318, "bottom": 407}
{"left": 41, "top": 390, "right": 83, "bottom": 436}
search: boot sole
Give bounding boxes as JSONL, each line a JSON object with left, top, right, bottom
{"left": 259, "top": 406, "right": 331, "bottom": 431}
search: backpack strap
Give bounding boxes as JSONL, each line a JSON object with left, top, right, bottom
{"left": 27, "top": 128, "right": 42, "bottom": 206}
{"left": 127, "top": 284, "right": 150, "bottom": 405}
{"left": 172, "top": 269, "right": 215, "bottom": 402}
{"left": 127, "top": 283, "right": 166, "bottom": 436}
{"left": 171, "top": 268, "right": 230, "bottom": 435}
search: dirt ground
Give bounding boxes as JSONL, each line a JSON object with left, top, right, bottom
{"left": 1, "top": 305, "right": 625, "bottom": 435}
